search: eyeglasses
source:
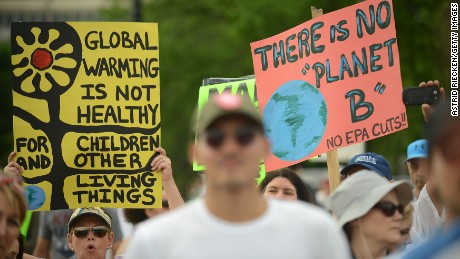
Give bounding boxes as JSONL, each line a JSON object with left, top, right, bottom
{"left": 373, "top": 201, "right": 405, "bottom": 217}
{"left": 204, "top": 126, "right": 257, "bottom": 149}
{"left": 73, "top": 226, "right": 109, "bottom": 238}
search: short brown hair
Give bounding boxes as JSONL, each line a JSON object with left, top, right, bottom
{"left": 123, "top": 209, "right": 148, "bottom": 225}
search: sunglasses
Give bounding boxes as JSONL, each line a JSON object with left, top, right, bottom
{"left": 373, "top": 201, "right": 405, "bottom": 217}
{"left": 73, "top": 226, "right": 110, "bottom": 239}
{"left": 204, "top": 126, "right": 257, "bottom": 149}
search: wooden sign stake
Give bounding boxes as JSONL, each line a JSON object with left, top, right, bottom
{"left": 311, "top": 6, "right": 341, "bottom": 193}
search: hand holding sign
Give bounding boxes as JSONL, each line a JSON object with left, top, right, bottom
{"left": 3, "top": 151, "right": 23, "bottom": 176}
{"left": 151, "top": 147, "right": 185, "bottom": 210}
{"left": 12, "top": 22, "right": 162, "bottom": 210}
{"left": 151, "top": 147, "right": 173, "bottom": 182}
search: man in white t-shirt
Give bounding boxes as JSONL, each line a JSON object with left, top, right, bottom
{"left": 410, "top": 184, "right": 444, "bottom": 243}
{"left": 125, "top": 94, "right": 350, "bottom": 259}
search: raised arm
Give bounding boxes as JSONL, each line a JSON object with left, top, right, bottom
{"left": 151, "top": 147, "right": 185, "bottom": 210}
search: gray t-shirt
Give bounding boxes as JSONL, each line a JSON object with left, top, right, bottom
{"left": 38, "top": 208, "right": 122, "bottom": 259}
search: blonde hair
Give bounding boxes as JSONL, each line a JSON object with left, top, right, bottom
{"left": 403, "top": 203, "right": 414, "bottom": 222}
{"left": 0, "top": 184, "right": 27, "bottom": 223}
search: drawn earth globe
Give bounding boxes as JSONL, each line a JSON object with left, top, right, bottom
{"left": 25, "top": 185, "right": 46, "bottom": 210}
{"left": 263, "top": 80, "right": 328, "bottom": 161}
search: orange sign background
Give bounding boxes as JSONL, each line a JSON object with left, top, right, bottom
{"left": 251, "top": 0, "right": 407, "bottom": 171}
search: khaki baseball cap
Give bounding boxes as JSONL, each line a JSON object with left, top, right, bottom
{"left": 68, "top": 207, "right": 112, "bottom": 232}
{"left": 193, "top": 93, "right": 262, "bottom": 135}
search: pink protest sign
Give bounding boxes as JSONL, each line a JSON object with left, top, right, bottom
{"left": 251, "top": 0, "right": 407, "bottom": 171}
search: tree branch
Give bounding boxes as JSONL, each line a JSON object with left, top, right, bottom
{"left": 63, "top": 122, "right": 161, "bottom": 135}
{"left": 12, "top": 106, "right": 47, "bottom": 131}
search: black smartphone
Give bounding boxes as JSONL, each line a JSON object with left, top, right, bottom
{"left": 402, "top": 87, "right": 441, "bottom": 105}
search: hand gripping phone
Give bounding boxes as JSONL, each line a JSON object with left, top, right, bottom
{"left": 402, "top": 87, "right": 441, "bottom": 105}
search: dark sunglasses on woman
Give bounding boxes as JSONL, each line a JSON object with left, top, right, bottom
{"left": 373, "top": 201, "right": 405, "bottom": 217}
{"left": 204, "top": 125, "right": 258, "bottom": 149}
{"left": 73, "top": 226, "right": 110, "bottom": 238}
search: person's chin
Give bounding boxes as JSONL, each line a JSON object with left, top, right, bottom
{"left": 388, "top": 231, "right": 404, "bottom": 244}
{"left": 220, "top": 174, "right": 242, "bottom": 184}
{"left": 82, "top": 250, "right": 102, "bottom": 259}
{"left": 217, "top": 165, "right": 249, "bottom": 179}
{"left": 219, "top": 175, "right": 252, "bottom": 188}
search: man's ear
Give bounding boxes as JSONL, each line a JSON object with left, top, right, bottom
{"left": 67, "top": 233, "right": 73, "bottom": 251}
{"left": 187, "top": 142, "right": 196, "bottom": 164}
{"left": 261, "top": 136, "right": 271, "bottom": 158}
{"left": 108, "top": 231, "right": 114, "bottom": 247}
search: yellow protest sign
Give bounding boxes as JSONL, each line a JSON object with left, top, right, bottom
{"left": 11, "top": 22, "right": 162, "bottom": 210}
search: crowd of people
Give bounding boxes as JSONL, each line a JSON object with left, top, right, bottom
{"left": 1, "top": 80, "right": 459, "bottom": 258}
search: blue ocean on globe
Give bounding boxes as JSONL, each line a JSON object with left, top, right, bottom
{"left": 263, "top": 80, "right": 328, "bottom": 161}
{"left": 25, "top": 185, "right": 46, "bottom": 210}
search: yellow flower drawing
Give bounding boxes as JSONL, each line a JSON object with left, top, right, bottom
{"left": 12, "top": 27, "right": 78, "bottom": 93}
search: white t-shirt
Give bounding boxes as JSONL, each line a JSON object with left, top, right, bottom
{"left": 125, "top": 198, "right": 351, "bottom": 259}
{"left": 410, "top": 184, "right": 445, "bottom": 243}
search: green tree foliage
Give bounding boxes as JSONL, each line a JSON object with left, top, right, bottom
{"left": 0, "top": 0, "right": 450, "bottom": 196}
{"left": 369, "top": 0, "right": 450, "bottom": 174}
{"left": 100, "top": 0, "right": 131, "bottom": 21}
{"left": 0, "top": 44, "right": 13, "bottom": 167}
{"left": 139, "top": 0, "right": 449, "bottom": 190}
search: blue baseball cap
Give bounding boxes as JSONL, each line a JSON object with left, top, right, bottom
{"left": 340, "top": 152, "right": 392, "bottom": 180}
{"left": 405, "top": 139, "right": 428, "bottom": 162}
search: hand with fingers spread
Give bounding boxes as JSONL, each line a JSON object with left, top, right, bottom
{"left": 419, "top": 80, "right": 445, "bottom": 122}
{"left": 3, "top": 151, "right": 23, "bottom": 178}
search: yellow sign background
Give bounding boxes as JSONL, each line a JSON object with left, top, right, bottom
{"left": 12, "top": 22, "right": 162, "bottom": 210}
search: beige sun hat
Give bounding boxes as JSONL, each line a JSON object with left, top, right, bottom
{"left": 68, "top": 207, "right": 112, "bottom": 232}
{"left": 328, "top": 170, "right": 413, "bottom": 228}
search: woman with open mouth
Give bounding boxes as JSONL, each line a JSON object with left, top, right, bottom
{"left": 67, "top": 207, "right": 114, "bottom": 259}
